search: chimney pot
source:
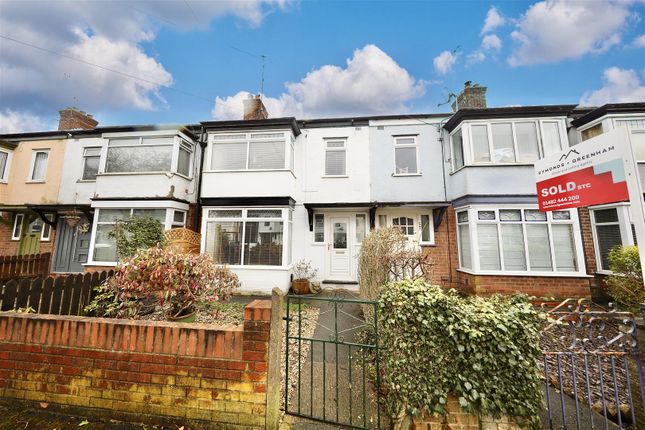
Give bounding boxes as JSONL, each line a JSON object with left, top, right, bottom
{"left": 243, "top": 94, "right": 269, "bottom": 121}
{"left": 451, "top": 81, "right": 487, "bottom": 112}
{"left": 58, "top": 107, "right": 98, "bottom": 131}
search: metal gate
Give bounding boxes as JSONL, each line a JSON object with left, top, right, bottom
{"left": 284, "top": 293, "right": 382, "bottom": 429}
{"left": 541, "top": 299, "right": 645, "bottom": 430}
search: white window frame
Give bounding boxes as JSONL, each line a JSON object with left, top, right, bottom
{"left": 0, "top": 149, "right": 12, "bottom": 182}
{"left": 40, "top": 214, "right": 54, "bottom": 241}
{"left": 87, "top": 204, "right": 187, "bottom": 266}
{"left": 28, "top": 149, "right": 49, "bottom": 182}
{"left": 81, "top": 147, "right": 102, "bottom": 181}
{"left": 171, "top": 210, "right": 187, "bottom": 228}
{"left": 101, "top": 131, "right": 194, "bottom": 178}
{"left": 589, "top": 203, "right": 634, "bottom": 274}
{"left": 377, "top": 211, "right": 435, "bottom": 246}
{"left": 393, "top": 135, "right": 420, "bottom": 176}
{"left": 201, "top": 207, "right": 291, "bottom": 269}
{"left": 207, "top": 130, "right": 291, "bottom": 172}
{"left": 313, "top": 213, "right": 325, "bottom": 244}
{"left": 323, "top": 138, "right": 347, "bottom": 177}
{"left": 11, "top": 213, "right": 24, "bottom": 240}
{"left": 450, "top": 118, "right": 568, "bottom": 170}
{"left": 455, "top": 205, "right": 586, "bottom": 276}
{"left": 450, "top": 127, "right": 466, "bottom": 172}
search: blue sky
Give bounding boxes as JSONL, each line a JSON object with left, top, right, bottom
{"left": 0, "top": 0, "right": 644, "bottom": 132}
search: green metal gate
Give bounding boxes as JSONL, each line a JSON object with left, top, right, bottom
{"left": 284, "top": 293, "right": 382, "bottom": 429}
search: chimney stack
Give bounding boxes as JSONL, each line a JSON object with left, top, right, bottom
{"left": 452, "top": 81, "right": 487, "bottom": 111}
{"left": 243, "top": 94, "right": 269, "bottom": 120}
{"left": 58, "top": 107, "right": 98, "bottom": 131}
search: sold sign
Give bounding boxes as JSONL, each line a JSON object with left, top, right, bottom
{"left": 535, "top": 137, "right": 629, "bottom": 212}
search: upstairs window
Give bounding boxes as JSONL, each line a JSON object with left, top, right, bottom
{"left": 29, "top": 150, "right": 49, "bottom": 181}
{"left": 581, "top": 123, "right": 603, "bottom": 141}
{"left": 451, "top": 128, "right": 464, "bottom": 170}
{"left": 325, "top": 139, "right": 346, "bottom": 176}
{"left": 210, "top": 132, "right": 288, "bottom": 171}
{"left": 394, "top": 136, "right": 418, "bottom": 175}
{"left": 615, "top": 119, "right": 645, "bottom": 161}
{"left": 0, "top": 150, "right": 9, "bottom": 181}
{"left": 82, "top": 147, "right": 101, "bottom": 180}
{"left": 453, "top": 120, "right": 565, "bottom": 170}
{"left": 105, "top": 136, "right": 193, "bottom": 176}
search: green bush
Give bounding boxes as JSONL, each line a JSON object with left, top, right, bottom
{"left": 606, "top": 245, "right": 644, "bottom": 311}
{"left": 379, "top": 279, "right": 543, "bottom": 428}
{"left": 109, "top": 216, "right": 166, "bottom": 259}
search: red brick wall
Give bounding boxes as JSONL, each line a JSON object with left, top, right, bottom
{"left": 424, "top": 206, "right": 594, "bottom": 299}
{"left": 0, "top": 300, "right": 271, "bottom": 429}
{"left": 0, "top": 213, "right": 17, "bottom": 256}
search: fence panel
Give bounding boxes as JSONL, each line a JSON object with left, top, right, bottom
{"left": 0, "top": 253, "right": 51, "bottom": 281}
{"left": 0, "top": 271, "right": 112, "bottom": 316}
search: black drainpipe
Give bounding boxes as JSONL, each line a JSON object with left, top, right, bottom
{"left": 194, "top": 125, "right": 206, "bottom": 231}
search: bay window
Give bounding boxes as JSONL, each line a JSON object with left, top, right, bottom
{"left": 91, "top": 207, "right": 186, "bottom": 263}
{"left": 450, "top": 119, "right": 566, "bottom": 170}
{"left": 456, "top": 206, "right": 583, "bottom": 275}
{"left": 590, "top": 205, "right": 635, "bottom": 272}
{"left": 204, "top": 208, "right": 290, "bottom": 267}
{"left": 105, "top": 135, "right": 193, "bottom": 176}
{"left": 210, "top": 131, "right": 290, "bottom": 171}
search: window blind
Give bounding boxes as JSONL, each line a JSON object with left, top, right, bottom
{"left": 248, "top": 140, "right": 285, "bottom": 169}
{"left": 491, "top": 123, "right": 515, "bottom": 163}
{"left": 211, "top": 142, "right": 247, "bottom": 170}
{"left": 501, "top": 224, "right": 527, "bottom": 270}
{"left": 0, "top": 151, "right": 7, "bottom": 179}
{"left": 515, "top": 122, "right": 539, "bottom": 162}
{"left": 542, "top": 122, "right": 562, "bottom": 156}
{"left": 478, "top": 224, "right": 501, "bottom": 270}
{"left": 471, "top": 124, "right": 490, "bottom": 162}
{"left": 458, "top": 224, "right": 472, "bottom": 269}
{"left": 526, "top": 224, "right": 552, "bottom": 270}
{"left": 552, "top": 224, "right": 577, "bottom": 271}
{"left": 325, "top": 150, "right": 346, "bottom": 176}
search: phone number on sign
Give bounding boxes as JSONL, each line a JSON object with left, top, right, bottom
{"left": 542, "top": 195, "right": 580, "bottom": 206}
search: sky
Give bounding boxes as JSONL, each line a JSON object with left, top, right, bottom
{"left": 0, "top": 0, "right": 644, "bottom": 133}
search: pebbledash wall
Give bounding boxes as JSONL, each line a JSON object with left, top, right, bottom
{"left": 0, "top": 300, "right": 273, "bottom": 429}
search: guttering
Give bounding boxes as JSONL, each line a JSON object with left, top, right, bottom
{"left": 201, "top": 117, "right": 301, "bottom": 137}
{"left": 443, "top": 104, "right": 578, "bottom": 133}
{"left": 570, "top": 102, "right": 645, "bottom": 128}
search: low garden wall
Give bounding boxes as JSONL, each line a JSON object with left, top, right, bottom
{"left": 0, "top": 299, "right": 273, "bottom": 429}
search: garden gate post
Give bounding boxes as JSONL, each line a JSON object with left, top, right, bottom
{"left": 265, "top": 287, "right": 285, "bottom": 430}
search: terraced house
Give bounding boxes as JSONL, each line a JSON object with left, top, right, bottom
{"left": 1, "top": 89, "right": 643, "bottom": 299}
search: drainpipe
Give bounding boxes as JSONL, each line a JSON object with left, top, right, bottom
{"left": 194, "top": 125, "right": 206, "bottom": 232}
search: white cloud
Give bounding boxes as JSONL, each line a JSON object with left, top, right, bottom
{"left": 466, "top": 51, "right": 486, "bottom": 65}
{"left": 508, "top": 0, "right": 632, "bottom": 66}
{"left": 0, "top": 0, "right": 288, "bottom": 119}
{"left": 481, "top": 7, "right": 506, "bottom": 35}
{"left": 633, "top": 34, "right": 645, "bottom": 48}
{"left": 433, "top": 51, "right": 458, "bottom": 75}
{"left": 0, "top": 110, "right": 46, "bottom": 134}
{"left": 580, "top": 67, "right": 645, "bottom": 106}
{"left": 482, "top": 34, "right": 502, "bottom": 51}
{"left": 212, "top": 45, "right": 426, "bottom": 119}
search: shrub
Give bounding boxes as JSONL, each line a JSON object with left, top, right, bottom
{"left": 86, "top": 246, "right": 239, "bottom": 319}
{"left": 109, "top": 216, "right": 166, "bottom": 259}
{"left": 606, "top": 245, "right": 644, "bottom": 311}
{"left": 358, "top": 227, "right": 432, "bottom": 303}
{"left": 379, "top": 279, "right": 543, "bottom": 429}
{"left": 293, "top": 259, "right": 318, "bottom": 281}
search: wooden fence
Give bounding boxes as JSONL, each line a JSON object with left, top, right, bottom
{"left": 0, "top": 253, "right": 51, "bottom": 281}
{"left": 0, "top": 271, "right": 114, "bottom": 315}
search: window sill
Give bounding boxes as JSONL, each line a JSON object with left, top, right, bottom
{"left": 456, "top": 268, "right": 592, "bottom": 278}
{"left": 450, "top": 163, "right": 535, "bottom": 175}
{"left": 420, "top": 242, "right": 436, "bottom": 247}
{"left": 392, "top": 173, "right": 422, "bottom": 177}
{"left": 226, "top": 265, "right": 292, "bottom": 271}
{"left": 84, "top": 262, "right": 117, "bottom": 267}
{"left": 77, "top": 179, "right": 97, "bottom": 183}
{"left": 322, "top": 175, "right": 349, "bottom": 178}
{"left": 25, "top": 180, "right": 45, "bottom": 184}
{"left": 98, "top": 172, "right": 173, "bottom": 177}
{"left": 205, "top": 169, "right": 293, "bottom": 174}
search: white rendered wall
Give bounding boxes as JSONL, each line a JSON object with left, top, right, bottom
{"left": 57, "top": 136, "right": 103, "bottom": 205}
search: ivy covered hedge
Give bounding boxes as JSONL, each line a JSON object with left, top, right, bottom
{"left": 379, "top": 279, "right": 543, "bottom": 428}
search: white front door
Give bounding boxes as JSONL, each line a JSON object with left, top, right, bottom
{"left": 329, "top": 216, "right": 351, "bottom": 280}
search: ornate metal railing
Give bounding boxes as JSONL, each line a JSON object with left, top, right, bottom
{"left": 540, "top": 298, "right": 645, "bottom": 429}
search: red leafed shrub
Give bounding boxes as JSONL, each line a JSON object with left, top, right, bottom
{"left": 105, "top": 245, "right": 239, "bottom": 319}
